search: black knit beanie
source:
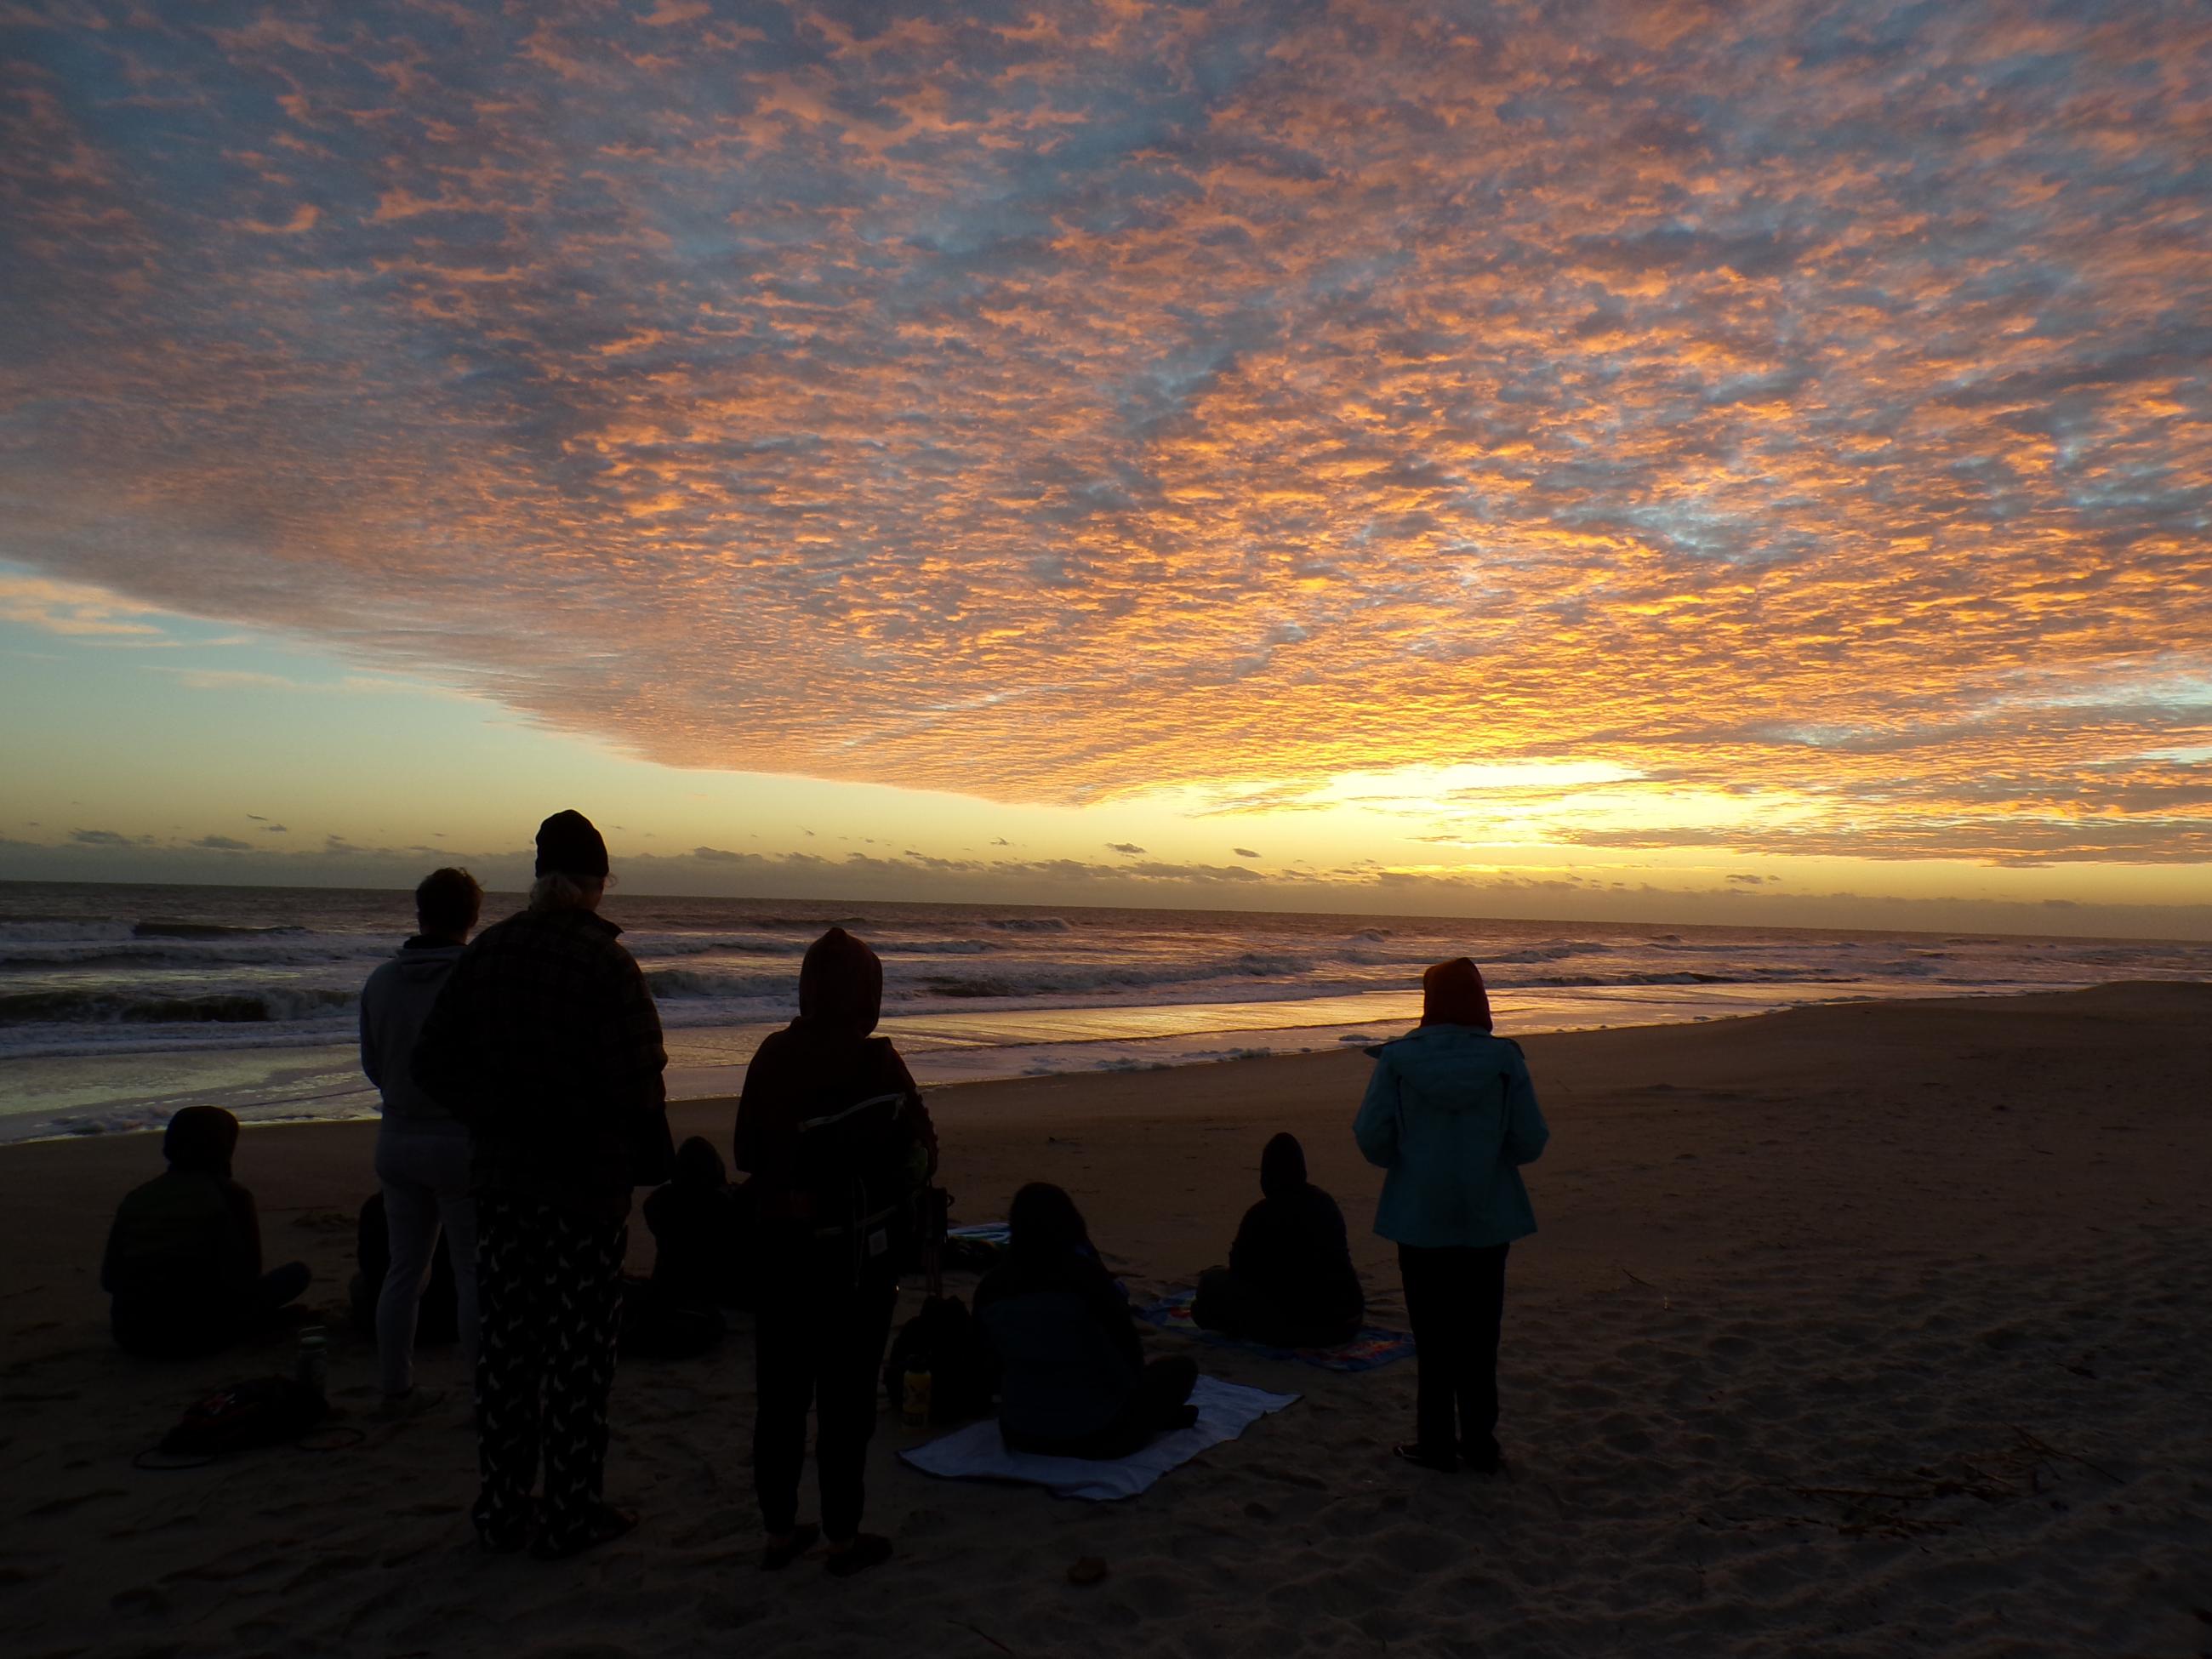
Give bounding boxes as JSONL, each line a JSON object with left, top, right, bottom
{"left": 534, "top": 809, "right": 610, "bottom": 879}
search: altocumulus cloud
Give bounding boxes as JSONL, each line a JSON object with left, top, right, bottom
{"left": 3, "top": 1, "right": 2209, "bottom": 864}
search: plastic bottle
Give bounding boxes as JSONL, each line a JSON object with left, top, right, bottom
{"left": 294, "top": 1326, "right": 328, "bottom": 1398}
{"left": 901, "top": 1363, "right": 932, "bottom": 1428}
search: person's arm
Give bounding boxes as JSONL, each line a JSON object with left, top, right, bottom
{"left": 1352, "top": 1058, "right": 1401, "bottom": 1168}
{"left": 1226, "top": 1200, "right": 1266, "bottom": 1280}
{"left": 1077, "top": 1254, "right": 1144, "bottom": 1369}
{"left": 605, "top": 946, "right": 669, "bottom": 1117}
{"left": 224, "top": 1182, "right": 265, "bottom": 1284}
{"left": 733, "top": 1039, "right": 797, "bottom": 1198}
{"left": 410, "top": 959, "right": 480, "bottom": 1123}
{"left": 358, "top": 968, "right": 382, "bottom": 1089}
{"left": 1502, "top": 1046, "right": 1549, "bottom": 1166}
{"left": 99, "top": 1203, "right": 128, "bottom": 1296}
{"left": 887, "top": 1046, "right": 938, "bottom": 1177}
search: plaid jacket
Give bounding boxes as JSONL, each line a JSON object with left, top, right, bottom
{"left": 412, "top": 905, "right": 668, "bottom": 1224}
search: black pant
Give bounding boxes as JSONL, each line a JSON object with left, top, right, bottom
{"left": 1398, "top": 1242, "right": 1510, "bottom": 1458}
{"left": 474, "top": 1195, "right": 628, "bottom": 1550}
{"left": 111, "top": 1262, "right": 311, "bottom": 1358}
{"left": 1001, "top": 1355, "right": 1200, "bottom": 1461}
{"left": 753, "top": 1262, "right": 899, "bottom": 1541}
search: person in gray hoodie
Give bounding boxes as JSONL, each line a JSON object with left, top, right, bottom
{"left": 360, "top": 866, "right": 484, "bottom": 1406}
{"left": 1354, "top": 957, "right": 1548, "bottom": 1474}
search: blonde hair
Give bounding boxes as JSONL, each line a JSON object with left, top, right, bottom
{"left": 527, "top": 871, "right": 606, "bottom": 912}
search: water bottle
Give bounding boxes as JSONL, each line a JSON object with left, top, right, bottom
{"left": 294, "top": 1327, "right": 328, "bottom": 1398}
{"left": 901, "top": 1363, "right": 932, "bottom": 1428}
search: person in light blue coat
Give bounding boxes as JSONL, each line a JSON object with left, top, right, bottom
{"left": 1354, "top": 956, "right": 1548, "bottom": 1474}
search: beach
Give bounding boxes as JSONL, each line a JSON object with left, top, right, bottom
{"left": 2, "top": 982, "right": 2207, "bottom": 1656}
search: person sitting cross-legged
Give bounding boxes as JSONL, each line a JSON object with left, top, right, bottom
{"left": 976, "top": 1183, "right": 1197, "bottom": 1462}
{"left": 101, "top": 1106, "right": 311, "bottom": 1359}
{"left": 1192, "top": 1132, "right": 1365, "bottom": 1349}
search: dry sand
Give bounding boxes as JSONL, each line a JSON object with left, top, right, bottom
{"left": 2, "top": 983, "right": 2209, "bottom": 1657}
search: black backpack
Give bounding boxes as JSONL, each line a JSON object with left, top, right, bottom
{"left": 792, "top": 1085, "right": 928, "bottom": 1281}
{"left": 882, "top": 1293, "right": 995, "bottom": 1425}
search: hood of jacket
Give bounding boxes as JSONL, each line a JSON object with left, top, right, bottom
{"left": 1258, "top": 1132, "right": 1307, "bottom": 1199}
{"left": 796, "top": 926, "right": 882, "bottom": 1040}
{"left": 389, "top": 938, "right": 466, "bottom": 982}
{"left": 1377, "top": 1023, "right": 1517, "bottom": 1107}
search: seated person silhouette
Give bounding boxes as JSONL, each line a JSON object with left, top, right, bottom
{"left": 642, "top": 1136, "right": 755, "bottom": 1311}
{"left": 100, "top": 1106, "right": 311, "bottom": 1358}
{"left": 975, "top": 1183, "right": 1197, "bottom": 1459}
{"left": 1192, "top": 1132, "right": 1365, "bottom": 1348}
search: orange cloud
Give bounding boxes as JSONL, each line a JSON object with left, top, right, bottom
{"left": 3, "top": 0, "right": 2209, "bottom": 866}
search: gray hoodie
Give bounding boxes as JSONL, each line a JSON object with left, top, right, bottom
{"left": 361, "top": 939, "right": 468, "bottom": 1127}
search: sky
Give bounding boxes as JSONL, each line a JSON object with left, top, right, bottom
{"left": 3, "top": 0, "right": 2209, "bottom": 938}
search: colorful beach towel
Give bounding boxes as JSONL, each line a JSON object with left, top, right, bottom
{"left": 1136, "top": 1289, "right": 1417, "bottom": 1372}
{"left": 946, "top": 1223, "right": 1012, "bottom": 1245}
{"left": 898, "top": 1375, "right": 1297, "bottom": 1502}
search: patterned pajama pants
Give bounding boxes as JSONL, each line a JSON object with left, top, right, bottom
{"left": 472, "top": 1194, "right": 628, "bottom": 1551}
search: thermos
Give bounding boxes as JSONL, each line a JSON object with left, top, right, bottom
{"left": 901, "top": 1364, "right": 932, "bottom": 1428}
{"left": 294, "top": 1327, "right": 328, "bottom": 1398}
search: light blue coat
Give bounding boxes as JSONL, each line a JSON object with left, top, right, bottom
{"left": 1354, "top": 1025, "right": 1548, "bottom": 1248}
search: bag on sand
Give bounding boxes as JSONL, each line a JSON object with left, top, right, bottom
{"left": 882, "top": 1293, "right": 995, "bottom": 1424}
{"left": 158, "top": 1377, "right": 327, "bottom": 1457}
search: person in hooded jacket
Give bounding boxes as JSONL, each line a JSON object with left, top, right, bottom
{"left": 736, "top": 927, "right": 936, "bottom": 1578}
{"left": 359, "top": 866, "right": 483, "bottom": 1409}
{"left": 1354, "top": 958, "right": 1548, "bottom": 1474}
{"left": 1192, "top": 1132, "right": 1365, "bottom": 1348}
{"left": 100, "top": 1105, "right": 311, "bottom": 1357}
{"left": 974, "top": 1183, "right": 1198, "bottom": 1459}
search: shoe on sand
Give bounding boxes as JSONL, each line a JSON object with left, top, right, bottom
{"left": 824, "top": 1534, "right": 893, "bottom": 1577}
{"left": 531, "top": 1503, "right": 638, "bottom": 1560}
{"left": 761, "top": 1521, "right": 820, "bottom": 1571}
{"left": 373, "top": 1388, "right": 448, "bottom": 1422}
{"left": 1392, "top": 1442, "right": 1459, "bottom": 1474}
{"left": 1459, "top": 1437, "right": 1503, "bottom": 1474}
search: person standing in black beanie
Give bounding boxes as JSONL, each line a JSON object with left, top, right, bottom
{"left": 413, "top": 809, "right": 671, "bottom": 1558}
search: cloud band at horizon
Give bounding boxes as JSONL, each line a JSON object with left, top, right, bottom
{"left": 2, "top": 0, "right": 2208, "bottom": 926}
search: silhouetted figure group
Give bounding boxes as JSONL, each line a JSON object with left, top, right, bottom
{"left": 98, "top": 805, "right": 1550, "bottom": 1571}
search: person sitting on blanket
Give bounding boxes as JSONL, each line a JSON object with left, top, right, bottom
{"left": 100, "top": 1105, "right": 311, "bottom": 1359}
{"left": 1191, "top": 1132, "right": 1365, "bottom": 1348}
{"left": 975, "top": 1183, "right": 1198, "bottom": 1459}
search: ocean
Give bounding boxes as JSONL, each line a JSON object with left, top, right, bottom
{"left": 3, "top": 880, "right": 2206, "bottom": 1145}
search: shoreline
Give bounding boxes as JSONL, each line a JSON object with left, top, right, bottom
{"left": 3, "top": 980, "right": 2207, "bottom": 1656}
{"left": 6, "top": 974, "right": 2198, "bottom": 1149}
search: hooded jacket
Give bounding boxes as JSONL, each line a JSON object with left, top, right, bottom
{"left": 361, "top": 938, "right": 468, "bottom": 1127}
{"left": 974, "top": 1185, "right": 1142, "bottom": 1443}
{"left": 734, "top": 928, "right": 936, "bottom": 1245}
{"left": 1225, "top": 1134, "right": 1365, "bottom": 1325}
{"left": 1353, "top": 1024, "right": 1548, "bottom": 1248}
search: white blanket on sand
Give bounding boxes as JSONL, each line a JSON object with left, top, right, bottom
{"left": 898, "top": 1376, "right": 1298, "bottom": 1502}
